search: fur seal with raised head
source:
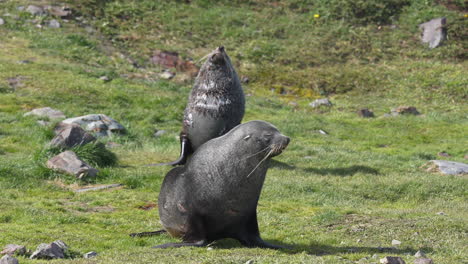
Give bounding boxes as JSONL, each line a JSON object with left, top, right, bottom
{"left": 154, "top": 120, "right": 290, "bottom": 249}
{"left": 151, "top": 46, "right": 245, "bottom": 166}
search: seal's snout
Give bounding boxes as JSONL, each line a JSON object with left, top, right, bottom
{"left": 217, "top": 46, "right": 225, "bottom": 53}
{"left": 284, "top": 136, "right": 290, "bottom": 146}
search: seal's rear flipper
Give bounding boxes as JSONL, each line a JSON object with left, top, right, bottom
{"left": 146, "top": 136, "right": 190, "bottom": 167}
{"left": 153, "top": 240, "right": 207, "bottom": 249}
{"left": 130, "top": 230, "right": 166, "bottom": 237}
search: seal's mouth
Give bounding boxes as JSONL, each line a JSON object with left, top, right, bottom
{"left": 269, "top": 136, "right": 290, "bottom": 157}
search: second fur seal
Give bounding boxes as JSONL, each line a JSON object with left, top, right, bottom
{"left": 154, "top": 46, "right": 245, "bottom": 166}
{"left": 155, "top": 120, "right": 290, "bottom": 249}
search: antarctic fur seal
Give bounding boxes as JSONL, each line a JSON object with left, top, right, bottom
{"left": 152, "top": 46, "right": 245, "bottom": 166}
{"left": 155, "top": 120, "right": 290, "bottom": 248}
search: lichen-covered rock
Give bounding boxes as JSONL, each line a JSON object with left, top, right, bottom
{"left": 46, "top": 151, "right": 98, "bottom": 179}
{"left": 1, "top": 244, "right": 26, "bottom": 256}
{"left": 419, "top": 17, "right": 447, "bottom": 49}
{"left": 26, "top": 5, "right": 46, "bottom": 16}
{"left": 24, "top": 107, "right": 66, "bottom": 120}
{"left": 30, "top": 240, "right": 67, "bottom": 259}
{"left": 50, "top": 124, "right": 95, "bottom": 148}
{"left": 0, "top": 255, "right": 18, "bottom": 264}
{"left": 61, "top": 114, "right": 125, "bottom": 137}
{"left": 380, "top": 256, "right": 405, "bottom": 264}
{"left": 48, "top": 19, "right": 61, "bottom": 28}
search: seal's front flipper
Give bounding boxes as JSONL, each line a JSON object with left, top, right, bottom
{"left": 152, "top": 240, "right": 207, "bottom": 249}
{"left": 146, "top": 136, "right": 190, "bottom": 167}
{"left": 130, "top": 230, "right": 166, "bottom": 237}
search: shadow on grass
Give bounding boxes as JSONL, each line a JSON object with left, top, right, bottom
{"left": 303, "top": 165, "right": 380, "bottom": 176}
{"left": 202, "top": 239, "right": 431, "bottom": 256}
{"left": 269, "top": 159, "right": 296, "bottom": 170}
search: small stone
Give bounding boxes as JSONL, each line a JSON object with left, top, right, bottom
{"left": 46, "top": 151, "right": 98, "bottom": 179}
{"left": 207, "top": 247, "right": 213, "bottom": 251}
{"left": 83, "top": 251, "right": 98, "bottom": 259}
{"left": 391, "top": 240, "right": 401, "bottom": 246}
{"left": 391, "top": 106, "right": 420, "bottom": 116}
{"left": 357, "top": 108, "right": 375, "bottom": 118}
{"left": 419, "top": 17, "right": 446, "bottom": 49}
{"left": 437, "top": 152, "right": 450, "bottom": 157}
{"left": 0, "top": 18, "right": 4, "bottom": 25}
{"left": 357, "top": 239, "right": 363, "bottom": 243}
{"left": 153, "top": 130, "right": 166, "bottom": 138}
{"left": 37, "top": 120, "right": 51, "bottom": 126}
{"left": 48, "top": 19, "right": 61, "bottom": 28}
{"left": 26, "top": 5, "right": 46, "bottom": 16}
{"left": 245, "top": 260, "right": 254, "bottom": 264}
{"left": 17, "top": 6, "right": 25, "bottom": 11}
{"left": 414, "top": 250, "right": 426, "bottom": 258}
{"left": 30, "top": 241, "right": 66, "bottom": 259}
{"left": 309, "top": 98, "right": 332, "bottom": 108}
{"left": 105, "top": 142, "right": 122, "bottom": 148}
{"left": 413, "top": 232, "right": 420, "bottom": 236}
{"left": 318, "top": 129, "right": 328, "bottom": 135}
{"left": 50, "top": 124, "right": 96, "bottom": 148}
{"left": 62, "top": 114, "right": 125, "bottom": 136}
{"left": 99, "top": 76, "right": 111, "bottom": 82}
{"left": 372, "top": 254, "right": 379, "bottom": 259}
{"left": 380, "top": 256, "right": 405, "bottom": 264}
{"left": 359, "top": 257, "right": 369, "bottom": 263}
{"left": 17, "top": 60, "right": 32, "bottom": 64}
{"left": 0, "top": 255, "right": 18, "bottom": 264}
{"left": 436, "top": 212, "right": 446, "bottom": 215}
{"left": 241, "top": 76, "right": 250, "bottom": 84}
{"left": 414, "top": 258, "right": 433, "bottom": 264}
{"left": 24, "top": 107, "right": 66, "bottom": 120}
{"left": 159, "top": 70, "right": 175, "bottom": 80}
{"left": 1, "top": 244, "right": 27, "bottom": 256}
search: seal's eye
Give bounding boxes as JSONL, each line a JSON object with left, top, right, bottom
{"left": 243, "top": 135, "right": 251, "bottom": 141}
{"left": 263, "top": 133, "right": 273, "bottom": 142}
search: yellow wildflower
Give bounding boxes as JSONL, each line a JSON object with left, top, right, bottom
{"left": 314, "top": 14, "right": 320, "bottom": 18}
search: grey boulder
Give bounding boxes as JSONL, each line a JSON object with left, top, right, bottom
{"left": 48, "top": 19, "right": 61, "bottom": 28}
{"left": 62, "top": 114, "right": 125, "bottom": 137}
{"left": 30, "top": 240, "right": 68, "bottom": 259}
{"left": 426, "top": 160, "right": 468, "bottom": 175}
{"left": 414, "top": 258, "right": 433, "bottom": 264}
{"left": 50, "top": 124, "right": 95, "bottom": 148}
{"left": 0, "top": 255, "right": 18, "bottom": 264}
{"left": 24, "top": 107, "right": 66, "bottom": 120}
{"left": 380, "top": 256, "right": 405, "bottom": 264}
{"left": 83, "top": 251, "right": 98, "bottom": 258}
{"left": 0, "top": 18, "right": 4, "bottom": 25}
{"left": 419, "top": 17, "right": 447, "bottom": 49}
{"left": 46, "top": 151, "right": 98, "bottom": 179}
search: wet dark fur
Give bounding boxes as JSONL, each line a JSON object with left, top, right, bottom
{"left": 155, "top": 121, "right": 290, "bottom": 249}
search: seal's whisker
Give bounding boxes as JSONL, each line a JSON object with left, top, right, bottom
{"left": 246, "top": 148, "right": 274, "bottom": 178}
{"left": 238, "top": 146, "right": 271, "bottom": 161}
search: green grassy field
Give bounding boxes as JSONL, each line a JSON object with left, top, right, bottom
{"left": 0, "top": 0, "right": 467, "bottom": 263}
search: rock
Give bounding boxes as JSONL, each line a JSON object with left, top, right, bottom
{"left": 99, "top": 76, "right": 110, "bottom": 82}
{"left": 391, "top": 240, "right": 401, "bottom": 246}
{"left": 436, "top": 211, "right": 446, "bottom": 215}
{"left": 241, "top": 76, "right": 250, "bottom": 84}
{"left": 153, "top": 129, "right": 166, "bottom": 138}
{"left": 423, "top": 160, "right": 468, "bottom": 175}
{"left": 245, "top": 260, "right": 254, "bottom": 264}
{"left": 380, "top": 256, "right": 405, "bottom": 264}
{"left": 7, "top": 76, "right": 27, "bottom": 90}
{"left": 46, "top": 151, "right": 98, "bottom": 179}
{"left": 391, "top": 106, "right": 420, "bottom": 116}
{"left": 83, "top": 251, "right": 97, "bottom": 259}
{"left": 1, "top": 244, "right": 26, "bottom": 256}
{"left": 372, "top": 254, "right": 379, "bottom": 259}
{"left": 150, "top": 50, "right": 199, "bottom": 77}
{"left": 61, "top": 114, "right": 125, "bottom": 137}
{"left": 26, "top": 5, "right": 46, "bottom": 16}
{"left": 309, "top": 98, "right": 332, "bottom": 108}
{"left": 357, "top": 108, "right": 375, "bottom": 118}
{"left": 44, "top": 6, "right": 71, "bottom": 18}
{"left": 160, "top": 70, "right": 175, "bottom": 80}
{"left": 37, "top": 120, "right": 51, "bottom": 126}
{"left": 318, "top": 129, "right": 328, "bottom": 135}
{"left": 419, "top": 17, "right": 447, "bottom": 49}
{"left": 414, "top": 258, "right": 433, "bottom": 264}
{"left": 414, "top": 250, "right": 425, "bottom": 258}
{"left": 207, "top": 247, "right": 213, "bottom": 251}
{"left": 0, "top": 18, "right": 4, "bottom": 25}
{"left": 0, "top": 255, "right": 18, "bottom": 264}
{"left": 50, "top": 124, "right": 96, "bottom": 148}
{"left": 30, "top": 240, "right": 67, "bottom": 259}
{"left": 357, "top": 239, "right": 363, "bottom": 243}
{"left": 48, "top": 19, "right": 61, "bottom": 28}
{"left": 24, "top": 107, "right": 66, "bottom": 120}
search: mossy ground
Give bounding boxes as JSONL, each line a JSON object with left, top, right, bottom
{"left": 0, "top": 1, "right": 467, "bottom": 263}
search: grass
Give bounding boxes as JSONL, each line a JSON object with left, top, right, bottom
{"left": 0, "top": 0, "right": 467, "bottom": 263}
